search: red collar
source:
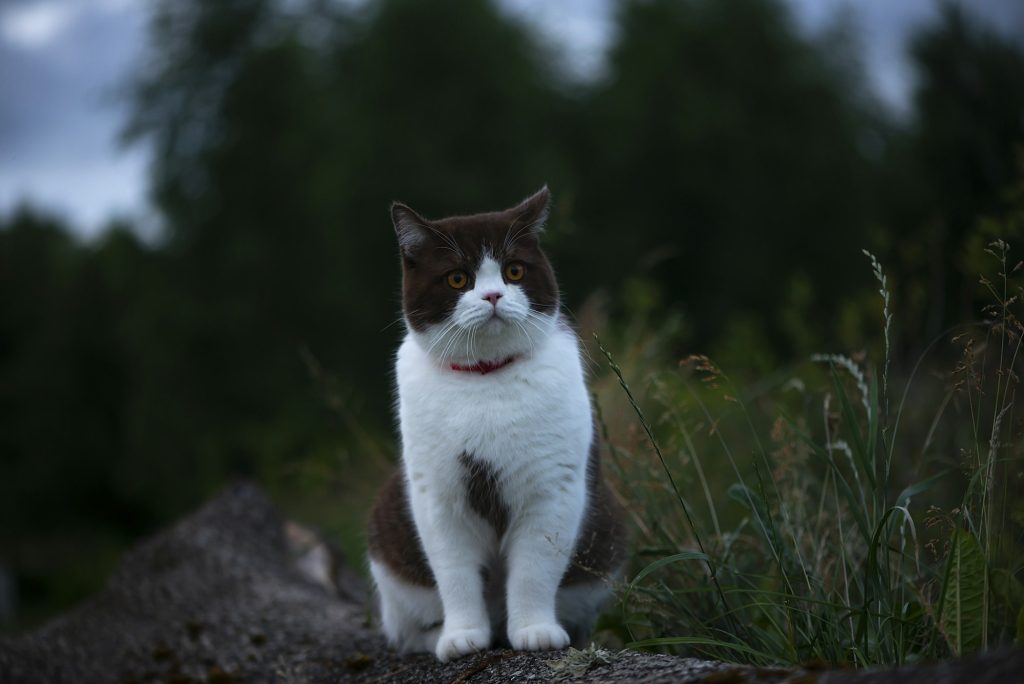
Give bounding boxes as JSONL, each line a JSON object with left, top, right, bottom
{"left": 450, "top": 356, "right": 516, "bottom": 375}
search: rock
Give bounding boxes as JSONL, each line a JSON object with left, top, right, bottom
{"left": 0, "top": 482, "right": 371, "bottom": 684}
{"left": 1, "top": 482, "right": 1020, "bottom": 683}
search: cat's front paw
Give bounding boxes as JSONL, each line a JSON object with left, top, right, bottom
{"left": 509, "top": 623, "right": 570, "bottom": 652}
{"left": 435, "top": 626, "right": 491, "bottom": 662}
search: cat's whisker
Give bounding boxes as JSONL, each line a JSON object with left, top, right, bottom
{"left": 503, "top": 209, "right": 530, "bottom": 253}
{"left": 512, "top": 319, "right": 536, "bottom": 359}
{"left": 443, "top": 327, "right": 469, "bottom": 365}
{"left": 381, "top": 311, "right": 415, "bottom": 333}
{"left": 424, "top": 224, "right": 466, "bottom": 260}
{"left": 423, "top": 324, "right": 454, "bottom": 356}
{"left": 517, "top": 319, "right": 545, "bottom": 342}
{"left": 555, "top": 300, "right": 595, "bottom": 344}
{"left": 521, "top": 311, "right": 552, "bottom": 336}
{"left": 559, "top": 300, "right": 580, "bottom": 323}
{"left": 510, "top": 318, "right": 526, "bottom": 348}
{"left": 437, "top": 327, "right": 459, "bottom": 365}
{"left": 520, "top": 309, "right": 547, "bottom": 326}
{"left": 503, "top": 219, "right": 535, "bottom": 252}
{"left": 502, "top": 223, "right": 524, "bottom": 254}
{"left": 457, "top": 328, "right": 472, "bottom": 363}
{"left": 424, "top": 320, "right": 461, "bottom": 358}
{"left": 404, "top": 216, "right": 467, "bottom": 260}
{"left": 438, "top": 336, "right": 454, "bottom": 365}
{"left": 528, "top": 311, "right": 588, "bottom": 366}
{"left": 432, "top": 244, "right": 461, "bottom": 258}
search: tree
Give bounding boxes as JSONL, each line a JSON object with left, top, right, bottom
{"left": 887, "top": 6, "right": 1024, "bottom": 341}
{"left": 574, "top": 0, "right": 878, "bottom": 354}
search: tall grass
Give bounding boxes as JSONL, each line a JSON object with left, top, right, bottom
{"left": 597, "top": 244, "right": 1024, "bottom": 667}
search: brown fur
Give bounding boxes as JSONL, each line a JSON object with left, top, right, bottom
{"left": 459, "top": 452, "right": 509, "bottom": 536}
{"left": 366, "top": 471, "right": 435, "bottom": 587}
{"left": 392, "top": 188, "right": 558, "bottom": 333}
{"left": 560, "top": 438, "right": 630, "bottom": 586}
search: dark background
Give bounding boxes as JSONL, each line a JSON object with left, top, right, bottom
{"left": 2, "top": 0, "right": 1024, "bottom": 632}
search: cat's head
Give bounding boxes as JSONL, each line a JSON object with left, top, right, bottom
{"left": 392, "top": 187, "right": 559, "bottom": 366}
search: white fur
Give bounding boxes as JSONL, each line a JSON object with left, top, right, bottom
{"left": 371, "top": 559, "right": 443, "bottom": 654}
{"left": 373, "top": 256, "right": 601, "bottom": 661}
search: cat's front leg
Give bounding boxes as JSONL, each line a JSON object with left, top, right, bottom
{"left": 504, "top": 501, "right": 583, "bottom": 652}
{"left": 414, "top": 501, "right": 492, "bottom": 662}
{"left": 433, "top": 565, "right": 491, "bottom": 662}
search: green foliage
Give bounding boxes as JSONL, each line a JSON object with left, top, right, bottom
{"left": 939, "top": 529, "right": 986, "bottom": 656}
{"left": 596, "top": 233, "right": 1024, "bottom": 666}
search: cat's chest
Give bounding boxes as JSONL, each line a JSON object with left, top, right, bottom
{"left": 395, "top": 337, "right": 591, "bottom": 457}
{"left": 402, "top": 363, "right": 572, "bottom": 436}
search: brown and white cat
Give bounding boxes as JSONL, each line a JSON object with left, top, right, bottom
{"left": 367, "top": 187, "right": 627, "bottom": 662}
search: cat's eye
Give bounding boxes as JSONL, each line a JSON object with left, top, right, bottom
{"left": 447, "top": 270, "right": 468, "bottom": 289}
{"left": 504, "top": 262, "right": 525, "bottom": 282}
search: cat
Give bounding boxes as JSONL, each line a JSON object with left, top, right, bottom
{"left": 367, "top": 187, "right": 627, "bottom": 662}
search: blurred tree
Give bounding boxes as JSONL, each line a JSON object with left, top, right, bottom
{"left": 118, "top": 0, "right": 575, "bottom": 516}
{"left": 882, "top": 6, "right": 1024, "bottom": 345}
{"left": 0, "top": 211, "right": 140, "bottom": 530}
{"left": 574, "top": 0, "right": 879, "bottom": 357}
{"left": 0, "top": 210, "right": 151, "bottom": 625}
{"left": 122, "top": 0, "right": 342, "bottom": 519}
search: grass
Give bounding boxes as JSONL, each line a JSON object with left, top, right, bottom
{"left": 594, "top": 243, "right": 1024, "bottom": 667}
{"left": 272, "top": 346, "right": 399, "bottom": 569}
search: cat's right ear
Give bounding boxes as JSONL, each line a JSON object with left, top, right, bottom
{"left": 391, "top": 203, "right": 430, "bottom": 261}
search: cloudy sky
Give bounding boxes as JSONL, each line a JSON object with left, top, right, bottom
{"left": 1, "top": 0, "right": 1022, "bottom": 239}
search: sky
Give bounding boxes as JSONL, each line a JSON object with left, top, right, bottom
{"left": 0, "top": 0, "right": 1022, "bottom": 239}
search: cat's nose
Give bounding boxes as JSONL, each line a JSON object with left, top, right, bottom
{"left": 482, "top": 291, "right": 502, "bottom": 306}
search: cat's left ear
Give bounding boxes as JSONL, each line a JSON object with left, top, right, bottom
{"left": 391, "top": 202, "right": 430, "bottom": 257}
{"left": 509, "top": 185, "right": 550, "bottom": 235}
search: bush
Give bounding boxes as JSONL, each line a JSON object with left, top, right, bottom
{"left": 596, "top": 240, "right": 1024, "bottom": 666}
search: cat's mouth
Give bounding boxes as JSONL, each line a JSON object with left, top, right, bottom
{"left": 467, "top": 310, "right": 508, "bottom": 333}
{"left": 472, "top": 307, "right": 505, "bottom": 325}
{"left": 463, "top": 307, "right": 515, "bottom": 331}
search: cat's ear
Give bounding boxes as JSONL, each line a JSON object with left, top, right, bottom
{"left": 391, "top": 202, "right": 430, "bottom": 257}
{"left": 509, "top": 185, "right": 550, "bottom": 235}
